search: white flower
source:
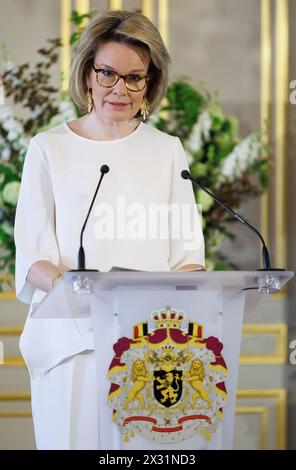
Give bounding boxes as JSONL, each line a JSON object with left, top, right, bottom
{"left": 7, "top": 129, "right": 18, "bottom": 141}
{"left": 187, "top": 122, "right": 202, "bottom": 152}
{"left": 220, "top": 135, "right": 260, "bottom": 182}
{"left": 185, "top": 150, "right": 194, "bottom": 165}
{"left": 3, "top": 60, "right": 15, "bottom": 72}
{"left": 187, "top": 111, "right": 212, "bottom": 153}
{"left": 198, "top": 111, "right": 212, "bottom": 141}
{"left": 31, "top": 105, "right": 43, "bottom": 119}
{"left": 12, "top": 140, "right": 21, "bottom": 150}
{"left": 14, "top": 121, "right": 24, "bottom": 134}
{"left": 3, "top": 117, "right": 16, "bottom": 132}
{"left": 0, "top": 81, "right": 4, "bottom": 106}
{"left": 59, "top": 101, "right": 68, "bottom": 112}
{"left": 11, "top": 77, "right": 21, "bottom": 87}
{"left": 1, "top": 221, "right": 14, "bottom": 237}
{"left": 59, "top": 100, "right": 72, "bottom": 113}
{"left": 147, "top": 113, "right": 159, "bottom": 125}
{"left": 58, "top": 99, "right": 77, "bottom": 121}
{"left": 45, "top": 99, "right": 77, "bottom": 129}
{"left": 0, "top": 105, "right": 10, "bottom": 122}
{"left": 2, "top": 181, "right": 20, "bottom": 205}
{"left": 1, "top": 147, "right": 10, "bottom": 160}
{"left": 18, "top": 136, "right": 29, "bottom": 148}
{"left": 18, "top": 147, "right": 27, "bottom": 158}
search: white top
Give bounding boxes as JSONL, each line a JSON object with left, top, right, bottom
{"left": 14, "top": 121, "right": 205, "bottom": 377}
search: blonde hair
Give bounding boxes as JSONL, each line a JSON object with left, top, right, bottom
{"left": 69, "top": 10, "right": 171, "bottom": 118}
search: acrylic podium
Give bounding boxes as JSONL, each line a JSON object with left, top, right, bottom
{"left": 31, "top": 269, "right": 293, "bottom": 450}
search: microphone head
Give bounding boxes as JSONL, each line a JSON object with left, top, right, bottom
{"left": 100, "top": 164, "right": 110, "bottom": 174}
{"left": 181, "top": 170, "right": 190, "bottom": 180}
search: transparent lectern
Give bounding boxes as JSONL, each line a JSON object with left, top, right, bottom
{"left": 31, "top": 270, "right": 293, "bottom": 450}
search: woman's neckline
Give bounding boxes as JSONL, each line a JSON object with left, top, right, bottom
{"left": 63, "top": 120, "right": 143, "bottom": 143}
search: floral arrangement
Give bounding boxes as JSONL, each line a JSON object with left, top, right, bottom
{"left": 0, "top": 14, "right": 269, "bottom": 291}
{"left": 152, "top": 80, "right": 268, "bottom": 269}
{"left": 0, "top": 39, "right": 63, "bottom": 290}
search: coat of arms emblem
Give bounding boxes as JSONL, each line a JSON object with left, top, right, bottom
{"left": 107, "top": 305, "right": 228, "bottom": 444}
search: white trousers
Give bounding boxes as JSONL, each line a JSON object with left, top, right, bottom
{"left": 30, "top": 350, "right": 99, "bottom": 450}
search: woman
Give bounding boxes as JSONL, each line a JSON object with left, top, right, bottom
{"left": 14, "top": 10, "right": 205, "bottom": 449}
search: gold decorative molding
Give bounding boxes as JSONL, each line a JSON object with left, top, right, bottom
{"left": 0, "top": 275, "right": 13, "bottom": 281}
{"left": 240, "top": 323, "right": 287, "bottom": 365}
{"left": 235, "top": 406, "right": 268, "bottom": 450}
{"left": 76, "top": 0, "right": 90, "bottom": 27}
{"left": 0, "top": 327, "right": 25, "bottom": 367}
{"left": 60, "top": 0, "right": 71, "bottom": 93}
{"left": 0, "top": 323, "right": 288, "bottom": 366}
{"left": 158, "top": 0, "right": 169, "bottom": 48}
{"left": 0, "top": 393, "right": 31, "bottom": 418}
{"left": 0, "top": 393, "right": 30, "bottom": 401}
{"left": 0, "top": 291, "right": 15, "bottom": 300}
{"left": 236, "top": 388, "right": 286, "bottom": 450}
{"left": 76, "top": 0, "right": 90, "bottom": 14}
{"left": 142, "top": 0, "right": 153, "bottom": 20}
{"left": 109, "top": 0, "right": 123, "bottom": 10}
{"left": 0, "top": 411, "right": 31, "bottom": 418}
{"left": 260, "top": 0, "right": 271, "bottom": 247}
{"left": 0, "top": 357, "right": 25, "bottom": 367}
{"left": 0, "top": 327, "right": 23, "bottom": 335}
{"left": 275, "top": 0, "right": 289, "bottom": 269}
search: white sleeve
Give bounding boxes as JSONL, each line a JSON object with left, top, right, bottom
{"left": 168, "top": 137, "right": 205, "bottom": 270}
{"left": 14, "top": 138, "right": 60, "bottom": 304}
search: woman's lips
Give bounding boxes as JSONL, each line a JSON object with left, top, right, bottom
{"left": 108, "top": 102, "right": 130, "bottom": 108}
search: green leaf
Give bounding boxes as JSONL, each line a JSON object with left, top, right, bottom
{"left": 213, "top": 261, "right": 227, "bottom": 271}
{"left": 70, "top": 32, "right": 80, "bottom": 45}
{"left": 0, "top": 164, "right": 17, "bottom": 178}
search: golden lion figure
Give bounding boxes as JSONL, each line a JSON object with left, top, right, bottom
{"left": 183, "top": 359, "right": 212, "bottom": 408}
{"left": 123, "top": 359, "right": 152, "bottom": 410}
{"left": 156, "top": 372, "right": 181, "bottom": 404}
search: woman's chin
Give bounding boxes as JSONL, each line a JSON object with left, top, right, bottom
{"left": 104, "top": 111, "right": 133, "bottom": 122}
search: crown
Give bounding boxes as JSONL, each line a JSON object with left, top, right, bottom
{"left": 151, "top": 304, "right": 185, "bottom": 328}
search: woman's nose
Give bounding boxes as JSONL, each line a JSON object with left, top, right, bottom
{"left": 113, "top": 77, "right": 128, "bottom": 95}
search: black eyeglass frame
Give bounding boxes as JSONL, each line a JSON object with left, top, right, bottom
{"left": 92, "top": 65, "right": 150, "bottom": 92}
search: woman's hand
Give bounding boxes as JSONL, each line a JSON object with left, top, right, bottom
{"left": 26, "top": 260, "right": 70, "bottom": 293}
{"left": 173, "top": 263, "right": 207, "bottom": 272}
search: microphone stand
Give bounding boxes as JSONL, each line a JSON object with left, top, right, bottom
{"left": 69, "top": 164, "right": 110, "bottom": 294}
{"left": 181, "top": 170, "right": 285, "bottom": 293}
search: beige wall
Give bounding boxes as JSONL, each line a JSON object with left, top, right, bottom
{"left": 0, "top": 0, "right": 61, "bottom": 81}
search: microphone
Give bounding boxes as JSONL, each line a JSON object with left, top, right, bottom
{"left": 181, "top": 169, "right": 279, "bottom": 271}
{"left": 75, "top": 164, "right": 110, "bottom": 271}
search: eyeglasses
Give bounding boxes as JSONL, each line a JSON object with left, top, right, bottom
{"left": 92, "top": 65, "right": 150, "bottom": 92}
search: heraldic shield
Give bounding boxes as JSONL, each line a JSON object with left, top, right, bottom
{"left": 154, "top": 370, "right": 183, "bottom": 407}
{"left": 107, "top": 305, "right": 229, "bottom": 445}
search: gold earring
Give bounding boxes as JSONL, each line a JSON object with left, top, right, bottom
{"left": 140, "top": 97, "right": 150, "bottom": 120}
{"left": 86, "top": 89, "right": 93, "bottom": 113}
